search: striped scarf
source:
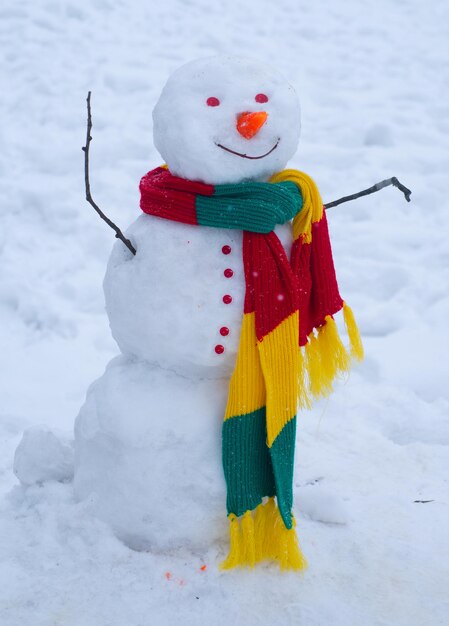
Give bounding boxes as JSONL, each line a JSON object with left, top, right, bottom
{"left": 140, "top": 166, "right": 363, "bottom": 571}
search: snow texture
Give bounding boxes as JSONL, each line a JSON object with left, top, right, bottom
{"left": 1, "top": 0, "right": 449, "bottom": 625}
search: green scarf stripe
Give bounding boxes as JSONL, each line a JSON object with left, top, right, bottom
{"left": 222, "top": 407, "right": 276, "bottom": 517}
{"left": 195, "top": 181, "right": 302, "bottom": 233}
{"left": 269, "top": 416, "right": 297, "bottom": 530}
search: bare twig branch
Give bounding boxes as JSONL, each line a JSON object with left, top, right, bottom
{"left": 82, "top": 92, "right": 137, "bottom": 256}
{"left": 325, "top": 177, "right": 412, "bottom": 210}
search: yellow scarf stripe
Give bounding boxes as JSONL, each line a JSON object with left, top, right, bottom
{"left": 257, "top": 312, "right": 300, "bottom": 446}
{"left": 220, "top": 498, "right": 308, "bottom": 571}
{"left": 224, "top": 312, "right": 266, "bottom": 421}
{"left": 269, "top": 169, "right": 323, "bottom": 243}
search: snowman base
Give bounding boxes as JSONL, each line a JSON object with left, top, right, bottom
{"left": 74, "top": 355, "right": 229, "bottom": 552}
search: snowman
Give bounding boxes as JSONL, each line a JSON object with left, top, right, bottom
{"left": 73, "top": 56, "right": 363, "bottom": 569}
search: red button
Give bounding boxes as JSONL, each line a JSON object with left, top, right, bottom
{"left": 220, "top": 326, "right": 230, "bottom": 336}
{"left": 224, "top": 268, "right": 234, "bottom": 278}
{"left": 215, "top": 344, "right": 225, "bottom": 354}
{"left": 223, "top": 295, "right": 232, "bottom": 304}
{"left": 222, "top": 245, "right": 231, "bottom": 255}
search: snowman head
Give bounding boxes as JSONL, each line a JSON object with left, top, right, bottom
{"left": 153, "top": 56, "right": 301, "bottom": 185}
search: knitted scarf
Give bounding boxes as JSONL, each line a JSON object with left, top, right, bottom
{"left": 140, "top": 166, "right": 363, "bottom": 571}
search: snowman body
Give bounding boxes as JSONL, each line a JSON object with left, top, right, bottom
{"left": 74, "top": 56, "right": 301, "bottom": 552}
{"left": 104, "top": 215, "right": 293, "bottom": 378}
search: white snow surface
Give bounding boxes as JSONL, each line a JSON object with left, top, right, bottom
{"left": 1, "top": 1, "right": 449, "bottom": 625}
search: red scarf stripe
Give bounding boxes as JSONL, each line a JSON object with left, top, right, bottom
{"left": 243, "top": 232, "right": 300, "bottom": 341}
{"left": 309, "top": 214, "right": 344, "bottom": 328}
{"left": 290, "top": 212, "right": 343, "bottom": 344}
{"left": 290, "top": 237, "right": 312, "bottom": 346}
{"left": 142, "top": 167, "right": 215, "bottom": 195}
{"left": 140, "top": 167, "right": 214, "bottom": 225}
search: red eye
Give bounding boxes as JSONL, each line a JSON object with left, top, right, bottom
{"left": 206, "top": 97, "right": 220, "bottom": 107}
{"left": 255, "top": 93, "right": 269, "bottom": 103}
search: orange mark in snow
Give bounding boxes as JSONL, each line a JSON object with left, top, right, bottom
{"left": 165, "top": 572, "right": 172, "bottom": 580}
{"left": 200, "top": 565, "right": 207, "bottom": 572}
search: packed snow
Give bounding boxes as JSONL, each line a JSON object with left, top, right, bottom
{"left": 1, "top": 1, "right": 448, "bottom": 625}
{"left": 14, "top": 427, "right": 74, "bottom": 486}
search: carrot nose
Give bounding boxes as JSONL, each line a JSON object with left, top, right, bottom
{"left": 236, "top": 111, "right": 268, "bottom": 139}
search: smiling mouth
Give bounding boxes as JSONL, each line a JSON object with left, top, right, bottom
{"left": 215, "top": 138, "right": 280, "bottom": 160}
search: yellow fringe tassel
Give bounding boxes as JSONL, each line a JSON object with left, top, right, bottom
{"left": 241, "top": 510, "right": 256, "bottom": 567}
{"left": 304, "top": 331, "right": 329, "bottom": 399}
{"left": 301, "top": 308, "right": 365, "bottom": 402}
{"left": 317, "top": 315, "right": 351, "bottom": 383}
{"left": 343, "top": 302, "right": 364, "bottom": 361}
{"left": 220, "top": 514, "right": 242, "bottom": 570}
{"left": 220, "top": 499, "right": 308, "bottom": 571}
{"left": 297, "top": 347, "right": 312, "bottom": 410}
{"left": 260, "top": 497, "right": 279, "bottom": 561}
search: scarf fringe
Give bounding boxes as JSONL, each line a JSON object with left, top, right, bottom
{"left": 299, "top": 302, "right": 363, "bottom": 408}
{"left": 220, "top": 498, "right": 308, "bottom": 571}
{"left": 343, "top": 302, "right": 364, "bottom": 361}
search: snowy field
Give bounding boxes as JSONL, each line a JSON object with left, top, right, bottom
{"left": 1, "top": 0, "right": 449, "bottom": 624}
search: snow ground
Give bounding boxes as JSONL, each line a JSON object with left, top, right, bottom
{"left": 1, "top": 0, "right": 448, "bottom": 624}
